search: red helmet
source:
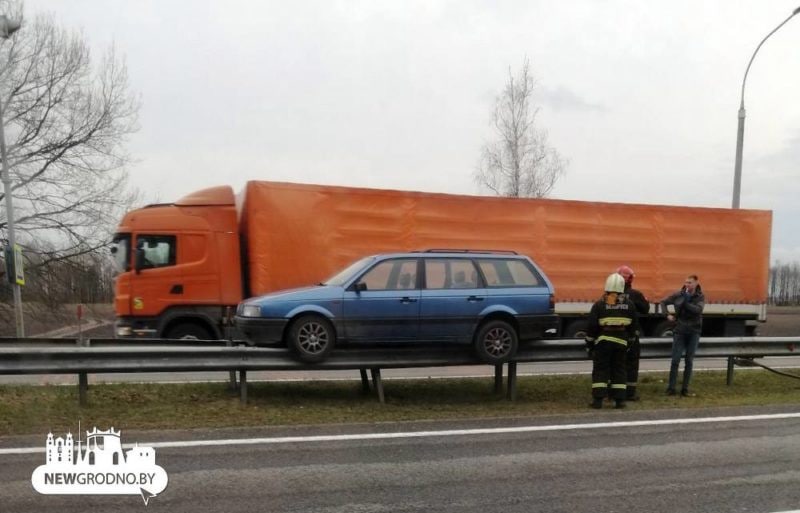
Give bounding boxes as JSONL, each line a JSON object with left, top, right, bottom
{"left": 616, "top": 265, "right": 635, "bottom": 285}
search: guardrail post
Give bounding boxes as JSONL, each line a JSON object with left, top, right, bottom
{"left": 506, "top": 362, "right": 517, "bottom": 401}
{"left": 359, "top": 369, "right": 370, "bottom": 393}
{"left": 227, "top": 339, "right": 238, "bottom": 392}
{"left": 726, "top": 356, "right": 735, "bottom": 386}
{"left": 494, "top": 365, "right": 503, "bottom": 394}
{"left": 240, "top": 370, "right": 248, "bottom": 404}
{"left": 78, "top": 336, "right": 88, "bottom": 407}
{"left": 370, "top": 368, "right": 385, "bottom": 404}
{"left": 78, "top": 372, "right": 88, "bottom": 407}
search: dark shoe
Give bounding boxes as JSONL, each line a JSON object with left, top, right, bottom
{"left": 614, "top": 400, "right": 626, "bottom": 409}
{"left": 666, "top": 388, "right": 676, "bottom": 396}
{"left": 589, "top": 399, "right": 603, "bottom": 409}
{"left": 680, "top": 389, "right": 696, "bottom": 397}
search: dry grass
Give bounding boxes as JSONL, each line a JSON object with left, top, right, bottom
{"left": 2, "top": 369, "right": 799, "bottom": 436}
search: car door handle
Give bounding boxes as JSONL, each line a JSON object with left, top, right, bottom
{"left": 170, "top": 284, "right": 184, "bottom": 295}
{"left": 467, "top": 296, "right": 484, "bottom": 302}
{"left": 400, "top": 297, "right": 418, "bottom": 304}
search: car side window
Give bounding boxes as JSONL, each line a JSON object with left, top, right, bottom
{"left": 136, "top": 235, "right": 176, "bottom": 269}
{"left": 424, "top": 259, "right": 481, "bottom": 289}
{"left": 477, "top": 259, "right": 542, "bottom": 287}
{"left": 358, "top": 259, "right": 417, "bottom": 291}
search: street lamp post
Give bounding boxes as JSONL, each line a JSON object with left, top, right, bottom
{"left": 732, "top": 6, "right": 800, "bottom": 209}
{"left": 0, "top": 13, "right": 24, "bottom": 337}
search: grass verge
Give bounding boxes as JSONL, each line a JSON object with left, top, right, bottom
{"left": 2, "top": 369, "right": 800, "bottom": 436}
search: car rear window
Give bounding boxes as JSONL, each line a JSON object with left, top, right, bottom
{"left": 477, "top": 259, "right": 542, "bottom": 287}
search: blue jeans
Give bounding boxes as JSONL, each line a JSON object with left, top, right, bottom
{"left": 668, "top": 329, "right": 700, "bottom": 391}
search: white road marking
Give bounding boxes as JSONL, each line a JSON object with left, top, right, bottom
{"left": 2, "top": 411, "right": 800, "bottom": 455}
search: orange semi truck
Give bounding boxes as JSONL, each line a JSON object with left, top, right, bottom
{"left": 112, "top": 181, "right": 772, "bottom": 340}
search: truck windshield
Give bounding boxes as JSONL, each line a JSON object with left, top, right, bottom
{"left": 322, "top": 256, "right": 376, "bottom": 286}
{"left": 110, "top": 233, "right": 131, "bottom": 273}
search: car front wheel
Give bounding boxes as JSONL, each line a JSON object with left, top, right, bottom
{"left": 474, "top": 320, "right": 518, "bottom": 364}
{"left": 287, "top": 314, "right": 336, "bottom": 363}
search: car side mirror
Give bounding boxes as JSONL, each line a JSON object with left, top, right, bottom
{"left": 134, "top": 248, "right": 145, "bottom": 274}
{"left": 353, "top": 282, "right": 367, "bottom": 293}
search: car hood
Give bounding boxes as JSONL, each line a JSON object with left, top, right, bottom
{"left": 251, "top": 285, "right": 343, "bottom": 303}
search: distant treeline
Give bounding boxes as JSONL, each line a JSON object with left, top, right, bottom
{"left": 769, "top": 262, "right": 800, "bottom": 305}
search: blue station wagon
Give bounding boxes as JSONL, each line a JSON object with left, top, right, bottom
{"left": 235, "top": 250, "right": 558, "bottom": 363}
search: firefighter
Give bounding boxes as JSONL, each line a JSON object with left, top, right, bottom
{"left": 616, "top": 265, "right": 650, "bottom": 401}
{"left": 585, "top": 273, "right": 641, "bottom": 409}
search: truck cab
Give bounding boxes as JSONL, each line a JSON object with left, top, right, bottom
{"left": 112, "top": 186, "right": 243, "bottom": 339}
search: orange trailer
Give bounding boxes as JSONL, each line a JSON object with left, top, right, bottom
{"left": 113, "top": 181, "right": 771, "bottom": 340}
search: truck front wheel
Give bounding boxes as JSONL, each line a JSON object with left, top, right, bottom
{"left": 165, "top": 323, "right": 214, "bottom": 341}
{"left": 287, "top": 315, "right": 336, "bottom": 363}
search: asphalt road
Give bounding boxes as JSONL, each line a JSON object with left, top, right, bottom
{"left": 3, "top": 356, "right": 800, "bottom": 386}
{"left": 1, "top": 405, "right": 800, "bottom": 512}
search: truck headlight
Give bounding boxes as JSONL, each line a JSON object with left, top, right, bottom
{"left": 116, "top": 326, "right": 133, "bottom": 337}
{"left": 239, "top": 304, "right": 262, "bottom": 318}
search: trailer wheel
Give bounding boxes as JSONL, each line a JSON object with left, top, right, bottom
{"left": 474, "top": 320, "right": 518, "bottom": 364}
{"left": 652, "top": 320, "right": 675, "bottom": 338}
{"left": 287, "top": 314, "right": 336, "bottom": 363}
{"left": 564, "top": 320, "right": 589, "bottom": 339}
{"left": 165, "top": 323, "right": 213, "bottom": 341}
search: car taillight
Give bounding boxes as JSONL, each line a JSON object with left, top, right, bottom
{"left": 549, "top": 294, "right": 555, "bottom": 311}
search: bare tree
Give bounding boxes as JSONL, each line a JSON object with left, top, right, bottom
{"left": 475, "top": 58, "right": 566, "bottom": 198}
{"left": 0, "top": 2, "right": 139, "bottom": 271}
{"left": 768, "top": 261, "right": 800, "bottom": 305}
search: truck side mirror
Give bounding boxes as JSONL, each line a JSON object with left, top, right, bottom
{"left": 134, "top": 248, "right": 145, "bottom": 274}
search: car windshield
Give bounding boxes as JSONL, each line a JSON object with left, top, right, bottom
{"left": 110, "top": 233, "right": 131, "bottom": 273}
{"left": 322, "top": 256, "right": 376, "bottom": 286}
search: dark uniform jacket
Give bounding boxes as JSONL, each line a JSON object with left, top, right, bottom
{"left": 623, "top": 285, "right": 649, "bottom": 316}
{"left": 585, "top": 295, "right": 641, "bottom": 348}
{"left": 660, "top": 285, "right": 705, "bottom": 333}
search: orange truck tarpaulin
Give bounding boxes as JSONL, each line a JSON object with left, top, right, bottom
{"left": 239, "top": 181, "right": 771, "bottom": 304}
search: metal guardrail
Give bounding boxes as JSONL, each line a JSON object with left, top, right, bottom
{"left": 0, "top": 336, "right": 797, "bottom": 404}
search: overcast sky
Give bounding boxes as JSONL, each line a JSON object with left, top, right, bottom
{"left": 22, "top": 0, "right": 800, "bottom": 263}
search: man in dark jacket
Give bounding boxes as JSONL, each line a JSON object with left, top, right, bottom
{"left": 585, "top": 273, "right": 641, "bottom": 409}
{"left": 616, "top": 265, "right": 650, "bottom": 401}
{"left": 660, "top": 274, "right": 705, "bottom": 397}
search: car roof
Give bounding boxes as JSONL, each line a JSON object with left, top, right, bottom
{"left": 371, "top": 250, "right": 526, "bottom": 260}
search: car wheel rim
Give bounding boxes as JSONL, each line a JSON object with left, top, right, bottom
{"left": 483, "top": 327, "right": 512, "bottom": 357}
{"left": 298, "top": 322, "right": 329, "bottom": 354}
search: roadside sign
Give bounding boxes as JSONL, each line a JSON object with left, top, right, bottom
{"left": 13, "top": 243, "right": 24, "bottom": 286}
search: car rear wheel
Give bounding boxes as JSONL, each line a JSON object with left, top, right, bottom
{"left": 474, "top": 320, "right": 518, "bottom": 364}
{"left": 287, "top": 314, "right": 336, "bottom": 363}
